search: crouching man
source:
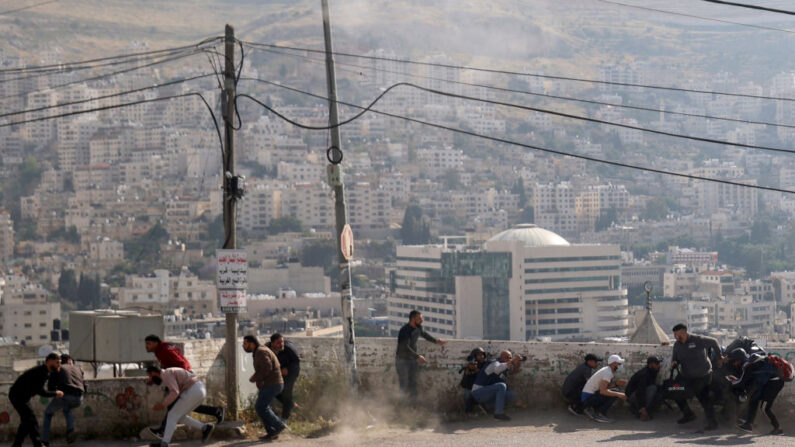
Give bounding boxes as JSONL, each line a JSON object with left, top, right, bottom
{"left": 146, "top": 366, "right": 215, "bottom": 447}
{"left": 581, "top": 354, "right": 628, "bottom": 423}
{"left": 471, "top": 350, "right": 522, "bottom": 421}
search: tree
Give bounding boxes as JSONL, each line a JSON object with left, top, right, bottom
{"left": 595, "top": 207, "right": 617, "bottom": 232}
{"left": 267, "top": 216, "right": 304, "bottom": 235}
{"left": 641, "top": 197, "right": 669, "bottom": 221}
{"left": 58, "top": 269, "right": 78, "bottom": 302}
{"left": 512, "top": 178, "right": 528, "bottom": 209}
{"left": 441, "top": 169, "right": 463, "bottom": 190}
{"left": 400, "top": 203, "right": 431, "bottom": 245}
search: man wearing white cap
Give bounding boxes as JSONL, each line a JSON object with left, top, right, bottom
{"left": 580, "top": 354, "right": 628, "bottom": 423}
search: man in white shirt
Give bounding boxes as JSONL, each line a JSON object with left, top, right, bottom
{"left": 146, "top": 366, "right": 215, "bottom": 447}
{"left": 471, "top": 350, "right": 522, "bottom": 421}
{"left": 580, "top": 354, "right": 628, "bottom": 423}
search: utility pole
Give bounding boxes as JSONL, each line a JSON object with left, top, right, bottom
{"left": 321, "top": 0, "right": 358, "bottom": 388}
{"left": 222, "top": 24, "right": 240, "bottom": 420}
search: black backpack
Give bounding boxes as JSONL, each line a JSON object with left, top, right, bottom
{"left": 726, "top": 337, "right": 766, "bottom": 357}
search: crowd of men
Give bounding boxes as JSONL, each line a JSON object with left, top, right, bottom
{"left": 6, "top": 332, "right": 301, "bottom": 446}
{"left": 396, "top": 310, "right": 792, "bottom": 435}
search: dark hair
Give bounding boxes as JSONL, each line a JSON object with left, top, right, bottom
{"left": 408, "top": 310, "right": 421, "bottom": 320}
{"left": 45, "top": 353, "right": 60, "bottom": 362}
{"left": 60, "top": 354, "right": 72, "bottom": 363}
{"left": 145, "top": 334, "right": 162, "bottom": 343}
{"left": 146, "top": 365, "right": 162, "bottom": 374}
{"left": 243, "top": 335, "right": 260, "bottom": 347}
{"left": 270, "top": 333, "right": 283, "bottom": 343}
{"left": 672, "top": 323, "right": 688, "bottom": 332}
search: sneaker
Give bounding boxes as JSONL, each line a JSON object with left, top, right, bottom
{"left": 568, "top": 404, "right": 581, "bottom": 416}
{"left": 147, "top": 426, "right": 164, "bottom": 439}
{"left": 737, "top": 422, "right": 753, "bottom": 433}
{"left": 201, "top": 423, "right": 215, "bottom": 442}
{"left": 260, "top": 433, "right": 280, "bottom": 442}
{"left": 677, "top": 412, "right": 697, "bottom": 424}
{"left": 66, "top": 429, "right": 78, "bottom": 444}
{"left": 494, "top": 413, "right": 511, "bottom": 421}
{"left": 215, "top": 407, "right": 226, "bottom": 424}
{"left": 704, "top": 420, "right": 718, "bottom": 431}
{"left": 594, "top": 414, "right": 615, "bottom": 423}
{"left": 770, "top": 428, "right": 784, "bottom": 436}
{"left": 583, "top": 407, "right": 597, "bottom": 420}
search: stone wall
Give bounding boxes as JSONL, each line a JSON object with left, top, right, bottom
{"left": 1, "top": 337, "right": 794, "bottom": 439}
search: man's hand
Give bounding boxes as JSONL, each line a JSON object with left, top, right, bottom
{"left": 616, "top": 379, "right": 628, "bottom": 387}
{"left": 281, "top": 368, "right": 288, "bottom": 377}
{"left": 639, "top": 408, "right": 650, "bottom": 421}
{"left": 249, "top": 374, "right": 256, "bottom": 383}
{"left": 618, "top": 392, "right": 628, "bottom": 401}
{"left": 153, "top": 403, "right": 165, "bottom": 411}
{"left": 670, "top": 361, "right": 678, "bottom": 370}
{"left": 417, "top": 355, "right": 427, "bottom": 365}
{"left": 55, "top": 390, "right": 64, "bottom": 398}
{"left": 436, "top": 339, "right": 447, "bottom": 346}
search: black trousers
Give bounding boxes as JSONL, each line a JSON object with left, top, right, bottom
{"left": 747, "top": 379, "right": 784, "bottom": 428}
{"left": 676, "top": 374, "right": 716, "bottom": 422}
{"left": 276, "top": 374, "right": 299, "bottom": 419}
{"left": 11, "top": 397, "right": 42, "bottom": 447}
{"left": 563, "top": 388, "right": 583, "bottom": 412}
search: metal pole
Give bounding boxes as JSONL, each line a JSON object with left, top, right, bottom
{"left": 321, "top": 0, "right": 358, "bottom": 388}
{"left": 222, "top": 24, "right": 240, "bottom": 420}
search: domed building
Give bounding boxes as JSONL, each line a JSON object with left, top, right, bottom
{"left": 388, "top": 224, "right": 628, "bottom": 341}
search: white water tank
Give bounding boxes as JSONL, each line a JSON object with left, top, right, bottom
{"left": 70, "top": 310, "right": 164, "bottom": 363}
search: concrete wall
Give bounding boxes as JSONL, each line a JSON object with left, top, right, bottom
{"left": 1, "top": 338, "right": 795, "bottom": 439}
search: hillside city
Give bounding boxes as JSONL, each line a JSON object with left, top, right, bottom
{"left": 0, "top": 35, "right": 794, "bottom": 349}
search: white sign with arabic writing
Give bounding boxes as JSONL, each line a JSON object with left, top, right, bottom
{"left": 220, "top": 289, "right": 247, "bottom": 313}
{"left": 217, "top": 249, "right": 247, "bottom": 290}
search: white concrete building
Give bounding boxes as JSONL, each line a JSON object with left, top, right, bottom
{"left": 117, "top": 267, "right": 217, "bottom": 317}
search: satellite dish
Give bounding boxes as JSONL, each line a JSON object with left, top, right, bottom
{"left": 38, "top": 344, "right": 55, "bottom": 357}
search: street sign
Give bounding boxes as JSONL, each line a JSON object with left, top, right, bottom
{"left": 340, "top": 224, "right": 354, "bottom": 261}
{"left": 220, "top": 290, "right": 247, "bottom": 314}
{"left": 217, "top": 249, "right": 247, "bottom": 290}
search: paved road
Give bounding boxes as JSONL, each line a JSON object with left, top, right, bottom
{"left": 4, "top": 410, "right": 794, "bottom": 446}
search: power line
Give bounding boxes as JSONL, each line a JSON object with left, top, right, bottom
{"left": 0, "top": 0, "right": 60, "bottom": 15}
{"left": 593, "top": 0, "right": 795, "bottom": 34}
{"left": 699, "top": 0, "right": 795, "bottom": 16}
{"left": 237, "top": 77, "right": 794, "bottom": 195}
{"left": 0, "top": 73, "right": 215, "bottom": 120}
{"left": 242, "top": 41, "right": 795, "bottom": 102}
{"left": 0, "top": 48, "right": 208, "bottom": 102}
{"left": 253, "top": 45, "right": 795, "bottom": 130}
{"left": 240, "top": 77, "right": 795, "bottom": 156}
{"left": 0, "top": 36, "right": 222, "bottom": 75}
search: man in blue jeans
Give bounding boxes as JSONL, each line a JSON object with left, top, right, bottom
{"left": 243, "top": 335, "right": 286, "bottom": 443}
{"left": 471, "top": 350, "right": 522, "bottom": 421}
{"left": 580, "top": 354, "right": 628, "bottom": 423}
{"left": 42, "top": 354, "right": 84, "bottom": 446}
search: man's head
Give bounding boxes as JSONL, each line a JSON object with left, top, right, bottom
{"left": 469, "top": 347, "right": 486, "bottom": 363}
{"left": 672, "top": 323, "right": 688, "bottom": 344}
{"left": 144, "top": 334, "right": 162, "bottom": 353}
{"left": 584, "top": 353, "right": 602, "bottom": 369}
{"left": 44, "top": 352, "right": 61, "bottom": 372}
{"left": 146, "top": 365, "right": 163, "bottom": 385}
{"left": 498, "top": 350, "right": 513, "bottom": 363}
{"left": 60, "top": 354, "right": 74, "bottom": 365}
{"left": 408, "top": 310, "right": 423, "bottom": 327}
{"left": 729, "top": 348, "right": 748, "bottom": 367}
{"left": 647, "top": 356, "right": 661, "bottom": 371}
{"left": 242, "top": 335, "right": 260, "bottom": 353}
{"left": 607, "top": 354, "right": 625, "bottom": 372}
{"left": 270, "top": 333, "right": 284, "bottom": 352}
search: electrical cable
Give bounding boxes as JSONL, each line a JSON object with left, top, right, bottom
{"left": 252, "top": 45, "right": 795, "bottom": 130}
{"left": 0, "top": 0, "right": 60, "bottom": 15}
{"left": 593, "top": 0, "right": 795, "bottom": 34}
{"left": 242, "top": 41, "right": 795, "bottom": 102}
{"left": 699, "top": 0, "right": 795, "bottom": 16}
{"left": 239, "top": 78, "right": 795, "bottom": 156}
{"left": 237, "top": 77, "right": 795, "bottom": 194}
{"left": 0, "top": 73, "right": 216, "bottom": 120}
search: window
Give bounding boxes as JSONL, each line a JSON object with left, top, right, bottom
{"left": 24, "top": 323, "right": 32, "bottom": 328}
{"left": 39, "top": 322, "right": 46, "bottom": 327}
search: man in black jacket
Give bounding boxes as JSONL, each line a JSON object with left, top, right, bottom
{"left": 562, "top": 354, "right": 601, "bottom": 415}
{"left": 267, "top": 333, "right": 300, "bottom": 420}
{"left": 395, "top": 310, "right": 446, "bottom": 405}
{"left": 42, "top": 354, "right": 85, "bottom": 446}
{"left": 9, "top": 353, "right": 62, "bottom": 447}
{"left": 626, "top": 356, "right": 662, "bottom": 421}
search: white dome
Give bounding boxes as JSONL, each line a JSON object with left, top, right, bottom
{"left": 487, "top": 224, "right": 570, "bottom": 247}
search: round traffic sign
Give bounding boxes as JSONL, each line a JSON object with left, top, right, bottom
{"left": 340, "top": 224, "right": 354, "bottom": 260}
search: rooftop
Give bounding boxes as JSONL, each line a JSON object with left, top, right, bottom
{"left": 487, "top": 223, "right": 570, "bottom": 247}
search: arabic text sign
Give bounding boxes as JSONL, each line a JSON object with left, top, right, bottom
{"left": 217, "top": 249, "right": 247, "bottom": 290}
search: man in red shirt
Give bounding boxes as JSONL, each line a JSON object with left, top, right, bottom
{"left": 144, "top": 335, "right": 225, "bottom": 437}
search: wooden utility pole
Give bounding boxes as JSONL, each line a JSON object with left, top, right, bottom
{"left": 321, "top": 0, "right": 358, "bottom": 387}
{"left": 222, "top": 24, "right": 240, "bottom": 420}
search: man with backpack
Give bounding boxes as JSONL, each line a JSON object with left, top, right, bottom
{"left": 727, "top": 348, "right": 792, "bottom": 435}
{"left": 562, "top": 353, "right": 601, "bottom": 415}
{"left": 670, "top": 323, "right": 721, "bottom": 431}
{"left": 471, "top": 350, "right": 522, "bottom": 421}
